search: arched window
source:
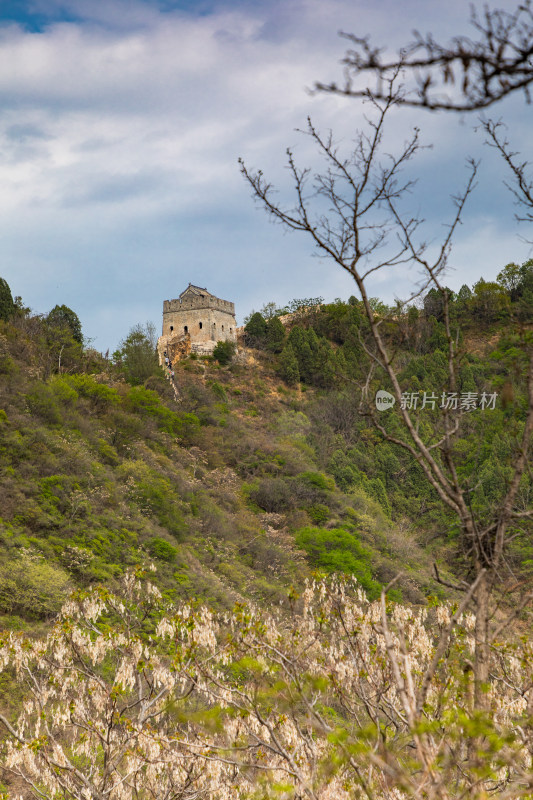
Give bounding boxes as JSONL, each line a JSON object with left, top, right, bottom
{"left": 222, "top": 325, "right": 224, "bottom": 331}
{"left": 199, "top": 321, "right": 203, "bottom": 329}
{"left": 170, "top": 325, "right": 174, "bottom": 332}
{"left": 184, "top": 325, "right": 188, "bottom": 333}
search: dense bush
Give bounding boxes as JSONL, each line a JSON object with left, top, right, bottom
{"left": 249, "top": 477, "right": 295, "bottom": 512}
{"left": 213, "top": 340, "right": 236, "bottom": 364}
{"left": 0, "top": 554, "right": 71, "bottom": 618}
{"left": 294, "top": 525, "right": 381, "bottom": 598}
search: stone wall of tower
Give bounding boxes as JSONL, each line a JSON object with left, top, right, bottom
{"left": 162, "top": 305, "right": 237, "bottom": 344}
{"left": 163, "top": 295, "right": 235, "bottom": 315}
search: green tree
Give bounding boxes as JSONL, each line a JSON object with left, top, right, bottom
{"left": 312, "top": 339, "right": 337, "bottom": 387}
{"left": 46, "top": 304, "right": 83, "bottom": 344}
{"left": 244, "top": 312, "right": 267, "bottom": 345}
{"left": 288, "top": 326, "right": 315, "bottom": 383}
{"left": 423, "top": 287, "right": 455, "bottom": 322}
{"left": 470, "top": 278, "right": 510, "bottom": 322}
{"left": 455, "top": 283, "right": 473, "bottom": 315}
{"left": 114, "top": 322, "right": 159, "bottom": 385}
{"left": 278, "top": 343, "right": 300, "bottom": 385}
{"left": 497, "top": 263, "right": 522, "bottom": 301}
{"left": 265, "top": 315, "right": 285, "bottom": 352}
{"left": 259, "top": 301, "right": 280, "bottom": 320}
{"left": 212, "top": 340, "right": 236, "bottom": 365}
{"left": 0, "top": 277, "right": 15, "bottom": 322}
{"left": 517, "top": 259, "right": 533, "bottom": 320}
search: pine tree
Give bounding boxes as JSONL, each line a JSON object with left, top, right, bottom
{"left": 278, "top": 344, "right": 299, "bottom": 385}
{"left": 0, "top": 277, "right": 15, "bottom": 322}
{"left": 265, "top": 316, "right": 285, "bottom": 352}
{"left": 244, "top": 312, "right": 267, "bottom": 345}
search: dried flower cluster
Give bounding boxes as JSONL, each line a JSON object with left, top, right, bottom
{"left": 0, "top": 571, "right": 532, "bottom": 800}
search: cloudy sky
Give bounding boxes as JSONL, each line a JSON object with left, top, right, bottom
{"left": 0, "top": 0, "right": 530, "bottom": 351}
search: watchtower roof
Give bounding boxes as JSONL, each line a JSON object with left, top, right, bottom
{"left": 179, "top": 284, "right": 214, "bottom": 299}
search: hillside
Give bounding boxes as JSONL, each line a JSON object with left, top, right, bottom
{"left": 1, "top": 271, "right": 532, "bottom": 635}
{"left": 0, "top": 319, "right": 441, "bottom": 635}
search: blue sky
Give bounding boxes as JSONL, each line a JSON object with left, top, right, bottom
{"left": 0, "top": 0, "right": 530, "bottom": 351}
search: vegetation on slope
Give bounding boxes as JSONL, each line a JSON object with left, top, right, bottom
{"left": 0, "top": 264, "right": 532, "bottom": 635}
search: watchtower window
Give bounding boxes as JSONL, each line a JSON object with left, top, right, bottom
{"left": 199, "top": 321, "right": 203, "bottom": 329}
{"left": 222, "top": 325, "right": 224, "bottom": 331}
{"left": 230, "top": 328, "right": 232, "bottom": 333}
{"left": 184, "top": 325, "right": 188, "bottom": 333}
{"left": 170, "top": 325, "right": 174, "bottom": 332}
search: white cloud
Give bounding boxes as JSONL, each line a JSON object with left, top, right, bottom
{"left": 0, "top": 0, "right": 529, "bottom": 348}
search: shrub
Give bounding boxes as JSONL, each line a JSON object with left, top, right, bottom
{"left": 308, "top": 504, "right": 331, "bottom": 524}
{"left": 146, "top": 537, "right": 178, "bottom": 562}
{"left": 64, "top": 375, "right": 119, "bottom": 411}
{"left": 26, "top": 383, "right": 62, "bottom": 425}
{"left": 0, "top": 554, "right": 71, "bottom": 619}
{"left": 295, "top": 526, "right": 381, "bottom": 599}
{"left": 249, "top": 478, "right": 294, "bottom": 512}
{"left": 213, "top": 340, "right": 236, "bottom": 365}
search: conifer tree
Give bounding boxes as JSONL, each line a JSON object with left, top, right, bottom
{"left": 265, "top": 315, "right": 285, "bottom": 352}
{"left": 278, "top": 343, "right": 299, "bottom": 385}
{"left": 0, "top": 277, "right": 15, "bottom": 322}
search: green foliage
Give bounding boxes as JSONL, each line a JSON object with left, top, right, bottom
{"left": 470, "top": 278, "right": 510, "bottom": 322}
{"left": 278, "top": 344, "right": 300, "bottom": 385}
{"left": 297, "top": 471, "right": 335, "bottom": 492}
{"left": 307, "top": 503, "right": 330, "bottom": 524}
{"left": 284, "top": 296, "right": 324, "bottom": 314}
{"left": 46, "top": 304, "right": 83, "bottom": 344}
{"left": 121, "top": 460, "right": 186, "bottom": 539}
{"left": 123, "top": 385, "right": 200, "bottom": 441}
{"left": 265, "top": 316, "right": 285, "bottom": 352}
{"left": 249, "top": 478, "right": 294, "bottom": 512}
{"left": 25, "top": 382, "right": 63, "bottom": 424}
{"left": 295, "top": 526, "right": 381, "bottom": 598}
{"left": 0, "top": 277, "right": 15, "bottom": 322}
{"left": 213, "top": 340, "right": 236, "bottom": 365}
{"left": 244, "top": 312, "right": 268, "bottom": 343}
{"left": 114, "top": 323, "right": 159, "bottom": 385}
{"left": 423, "top": 287, "right": 454, "bottom": 322}
{"left": 146, "top": 537, "right": 178, "bottom": 562}
{"left": 0, "top": 554, "right": 71, "bottom": 619}
{"left": 497, "top": 262, "right": 522, "bottom": 301}
{"left": 64, "top": 374, "right": 119, "bottom": 410}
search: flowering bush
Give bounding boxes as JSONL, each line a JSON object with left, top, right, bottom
{"left": 0, "top": 570, "right": 532, "bottom": 799}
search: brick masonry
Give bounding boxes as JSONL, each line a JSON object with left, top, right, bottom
{"left": 158, "top": 284, "right": 237, "bottom": 362}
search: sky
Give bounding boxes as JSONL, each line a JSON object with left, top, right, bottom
{"left": 0, "top": 0, "right": 530, "bottom": 352}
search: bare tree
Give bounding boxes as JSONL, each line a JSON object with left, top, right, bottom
{"left": 239, "top": 81, "right": 533, "bottom": 708}
{"left": 480, "top": 117, "right": 533, "bottom": 231}
{"left": 316, "top": 2, "right": 533, "bottom": 112}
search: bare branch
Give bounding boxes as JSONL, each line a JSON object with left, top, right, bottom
{"left": 316, "top": 3, "right": 533, "bottom": 112}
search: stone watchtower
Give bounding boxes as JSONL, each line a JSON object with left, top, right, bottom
{"left": 159, "top": 284, "right": 237, "bottom": 361}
